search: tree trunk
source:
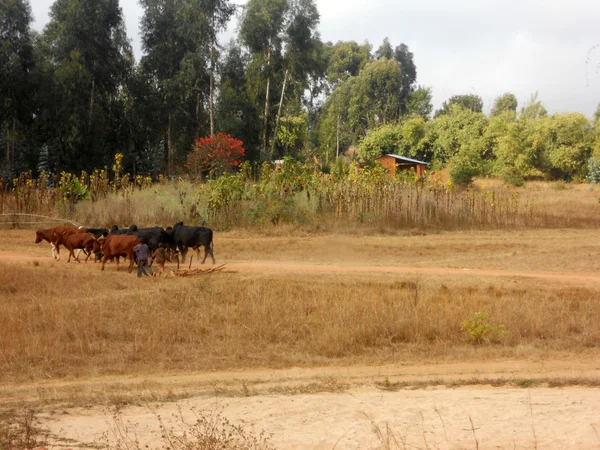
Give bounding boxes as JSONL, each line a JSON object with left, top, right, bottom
{"left": 167, "top": 112, "right": 174, "bottom": 176}
{"left": 209, "top": 34, "right": 215, "bottom": 137}
{"left": 261, "top": 46, "right": 272, "bottom": 162}
{"left": 270, "top": 70, "right": 289, "bottom": 158}
{"left": 89, "top": 78, "right": 95, "bottom": 128}
{"left": 336, "top": 114, "right": 340, "bottom": 159}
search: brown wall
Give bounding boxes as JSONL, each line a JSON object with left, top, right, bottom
{"left": 377, "top": 156, "right": 397, "bottom": 177}
{"left": 376, "top": 156, "right": 426, "bottom": 179}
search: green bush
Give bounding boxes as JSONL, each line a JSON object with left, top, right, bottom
{"left": 461, "top": 312, "right": 506, "bottom": 344}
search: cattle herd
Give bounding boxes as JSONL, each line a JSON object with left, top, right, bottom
{"left": 34, "top": 221, "right": 215, "bottom": 273}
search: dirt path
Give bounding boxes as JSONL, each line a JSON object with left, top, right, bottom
{"left": 4, "top": 250, "right": 600, "bottom": 285}
{"left": 42, "top": 385, "right": 600, "bottom": 449}
{"left": 4, "top": 359, "right": 599, "bottom": 449}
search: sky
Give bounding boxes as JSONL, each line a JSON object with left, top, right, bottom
{"left": 29, "top": 0, "right": 600, "bottom": 118}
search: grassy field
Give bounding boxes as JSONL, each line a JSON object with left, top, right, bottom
{"left": 1, "top": 228, "right": 599, "bottom": 386}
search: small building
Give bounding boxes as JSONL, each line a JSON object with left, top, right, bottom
{"left": 375, "top": 154, "right": 428, "bottom": 179}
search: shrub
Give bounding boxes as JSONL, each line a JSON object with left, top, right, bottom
{"left": 461, "top": 312, "right": 506, "bottom": 344}
{"left": 187, "top": 133, "right": 245, "bottom": 178}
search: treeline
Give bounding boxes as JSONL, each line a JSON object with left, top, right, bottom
{"left": 1, "top": 0, "right": 599, "bottom": 183}
{"left": 360, "top": 93, "right": 600, "bottom": 184}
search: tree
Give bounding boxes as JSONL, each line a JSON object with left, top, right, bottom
{"left": 270, "top": 0, "right": 321, "bottom": 157}
{"left": 216, "top": 41, "right": 261, "bottom": 161}
{"left": 239, "top": 0, "right": 289, "bottom": 161}
{"left": 187, "top": 133, "right": 245, "bottom": 177}
{"left": 0, "top": 0, "right": 34, "bottom": 176}
{"left": 202, "top": 0, "right": 236, "bottom": 136}
{"left": 394, "top": 43, "right": 417, "bottom": 114}
{"left": 491, "top": 93, "right": 518, "bottom": 117}
{"left": 40, "top": 0, "right": 132, "bottom": 172}
{"left": 374, "top": 37, "right": 393, "bottom": 60}
{"left": 327, "top": 40, "right": 371, "bottom": 85}
{"left": 520, "top": 92, "right": 547, "bottom": 120}
{"left": 406, "top": 86, "right": 433, "bottom": 119}
{"left": 594, "top": 103, "right": 600, "bottom": 123}
{"left": 140, "top": 0, "right": 210, "bottom": 175}
{"left": 435, "top": 94, "right": 483, "bottom": 117}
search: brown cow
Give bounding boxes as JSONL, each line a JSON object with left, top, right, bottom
{"left": 55, "top": 232, "right": 97, "bottom": 263}
{"left": 100, "top": 234, "right": 140, "bottom": 273}
{"left": 35, "top": 226, "right": 84, "bottom": 260}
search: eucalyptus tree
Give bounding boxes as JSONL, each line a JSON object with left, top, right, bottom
{"left": 270, "top": 0, "right": 322, "bottom": 157}
{"left": 216, "top": 41, "right": 261, "bottom": 161}
{"left": 0, "top": 0, "right": 35, "bottom": 175}
{"left": 239, "top": 0, "right": 289, "bottom": 161}
{"left": 140, "top": 0, "right": 211, "bottom": 174}
{"left": 41, "top": 0, "right": 131, "bottom": 171}
{"left": 202, "top": 0, "right": 236, "bottom": 136}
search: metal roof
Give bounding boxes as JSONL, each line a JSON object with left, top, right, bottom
{"left": 378, "top": 154, "right": 428, "bottom": 165}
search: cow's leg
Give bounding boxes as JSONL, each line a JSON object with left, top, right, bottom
{"left": 209, "top": 243, "right": 215, "bottom": 265}
{"left": 75, "top": 249, "right": 82, "bottom": 260}
{"left": 201, "top": 245, "right": 208, "bottom": 264}
{"left": 50, "top": 243, "right": 56, "bottom": 260}
{"left": 178, "top": 244, "right": 188, "bottom": 263}
{"left": 128, "top": 251, "right": 135, "bottom": 273}
{"left": 101, "top": 255, "right": 107, "bottom": 271}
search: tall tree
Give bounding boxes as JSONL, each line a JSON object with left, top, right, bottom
{"left": 327, "top": 40, "right": 371, "bottom": 85}
{"left": 270, "top": 0, "right": 321, "bottom": 157}
{"left": 593, "top": 103, "right": 599, "bottom": 122}
{"left": 374, "top": 37, "right": 393, "bottom": 60}
{"left": 406, "top": 86, "right": 433, "bottom": 119}
{"left": 41, "top": 0, "right": 131, "bottom": 172}
{"left": 435, "top": 94, "right": 484, "bottom": 117}
{"left": 239, "top": 0, "right": 288, "bottom": 161}
{"left": 140, "top": 0, "right": 210, "bottom": 175}
{"left": 520, "top": 92, "right": 547, "bottom": 120}
{"left": 202, "top": 0, "right": 236, "bottom": 136}
{"left": 491, "top": 93, "right": 518, "bottom": 117}
{"left": 0, "top": 0, "right": 34, "bottom": 176}
{"left": 216, "top": 41, "right": 261, "bottom": 161}
{"left": 394, "top": 43, "right": 417, "bottom": 114}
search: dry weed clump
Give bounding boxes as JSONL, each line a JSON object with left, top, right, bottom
{"left": 0, "top": 409, "right": 48, "bottom": 450}
{"left": 1, "top": 261, "right": 599, "bottom": 382}
{"left": 100, "top": 405, "right": 274, "bottom": 450}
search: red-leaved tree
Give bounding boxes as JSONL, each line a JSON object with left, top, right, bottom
{"left": 187, "top": 133, "right": 245, "bottom": 178}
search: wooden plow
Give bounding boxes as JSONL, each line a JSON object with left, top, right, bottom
{"left": 152, "top": 263, "right": 236, "bottom": 278}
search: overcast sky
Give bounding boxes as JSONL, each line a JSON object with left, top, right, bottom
{"left": 30, "top": 0, "right": 600, "bottom": 117}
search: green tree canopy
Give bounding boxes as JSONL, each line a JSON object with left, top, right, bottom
{"left": 491, "top": 93, "right": 518, "bottom": 117}
{"left": 435, "top": 94, "right": 484, "bottom": 117}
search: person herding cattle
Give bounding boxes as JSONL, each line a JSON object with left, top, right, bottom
{"left": 133, "top": 241, "right": 152, "bottom": 277}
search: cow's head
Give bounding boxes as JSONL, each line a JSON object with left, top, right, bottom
{"left": 55, "top": 232, "right": 66, "bottom": 245}
{"left": 34, "top": 230, "right": 44, "bottom": 244}
{"left": 174, "top": 221, "right": 184, "bottom": 228}
{"left": 110, "top": 225, "right": 119, "bottom": 232}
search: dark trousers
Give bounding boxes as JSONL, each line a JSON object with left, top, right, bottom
{"left": 137, "top": 259, "right": 151, "bottom": 277}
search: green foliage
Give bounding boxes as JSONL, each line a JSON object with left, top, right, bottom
{"left": 520, "top": 92, "right": 547, "bottom": 120}
{"left": 461, "top": 313, "right": 506, "bottom": 344}
{"left": 358, "top": 116, "right": 428, "bottom": 162}
{"left": 327, "top": 40, "right": 371, "bottom": 84}
{"left": 586, "top": 157, "right": 600, "bottom": 183}
{"left": 435, "top": 94, "right": 483, "bottom": 117}
{"left": 491, "top": 93, "right": 518, "bottom": 117}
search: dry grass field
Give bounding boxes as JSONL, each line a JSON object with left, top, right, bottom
{"left": 2, "top": 224, "right": 600, "bottom": 448}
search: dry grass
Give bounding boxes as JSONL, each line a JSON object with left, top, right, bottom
{"left": 1, "top": 229, "right": 600, "bottom": 384}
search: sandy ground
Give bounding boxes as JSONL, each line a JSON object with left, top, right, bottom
{"left": 43, "top": 385, "right": 600, "bottom": 449}
{"left": 19, "top": 359, "right": 600, "bottom": 449}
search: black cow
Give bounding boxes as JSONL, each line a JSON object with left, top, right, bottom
{"left": 167, "top": 221, "right": 215, "bottom": 264}
{"left": 85, "top": 227, "right": 109, "bottom": 238}
{"left": 110, "top": 225, "right": 168, "bottom": 252}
